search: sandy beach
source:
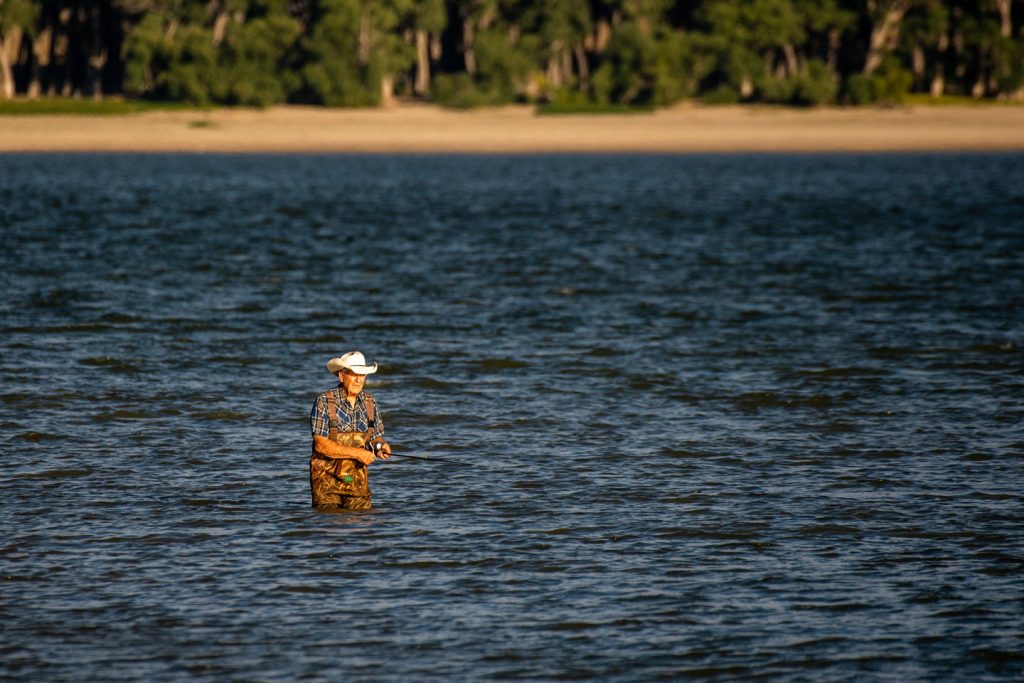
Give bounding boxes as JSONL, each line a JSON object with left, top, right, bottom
{"left": 2, "top": 102, "right": 1023, "bottom": 153}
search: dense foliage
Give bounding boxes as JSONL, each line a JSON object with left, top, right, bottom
{"left": 1, "top": 0, "right": 1022, "bottom": 107}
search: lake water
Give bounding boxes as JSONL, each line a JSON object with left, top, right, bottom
{"left": 2, "top": 153, "right": 1023, "bottom": 681}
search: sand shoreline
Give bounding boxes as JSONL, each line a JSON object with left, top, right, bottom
{"left": 2, "top": 102, "right": 1023, "bottom": 153}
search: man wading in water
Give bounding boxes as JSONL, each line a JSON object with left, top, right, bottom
{"left": 309, "top": 351, "right": 391, "bottom": 510}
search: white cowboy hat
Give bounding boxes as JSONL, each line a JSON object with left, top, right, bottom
{"left": 327, "top": 351, "right": 378, "bottom": 375}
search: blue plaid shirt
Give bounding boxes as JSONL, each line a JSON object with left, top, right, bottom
{"left": 310, "top": 385, "right": 385, "bottom": 440}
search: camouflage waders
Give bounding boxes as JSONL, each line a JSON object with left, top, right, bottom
{"left": 310, "top": 392, "right": 377, "bottom": 510}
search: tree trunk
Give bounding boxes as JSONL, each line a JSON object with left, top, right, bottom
{"left": 52, "top": 8, "right": 72, "bottom": 97}
{"left": 912, "top": 44, "right": 925, "bottom": 90}
{"left": 574, "top": 44, "right": 589, "bottom": 90}
{"left": 827, "top": 28, "right": 840, "bottom": 71}
{"left": 48, "top": 9, "right": 64, "bottom": 95}
{"left": 783, "top": 43, "right": 799, "bottom": 78}
{"left": 546, "top": 49, "right": 562, "bottom": 88}
{"left": 462, "top": 18, "right": 476, "bottom": 75}
{"left": 864, "top": 0, "right": 912, "bottom": 75}
{"left": 212, "top": 11, "right": 230, "bottom": 45}
{"left": 0, "top": 28, "right": 22, "bottom": 99}
{"left": 768, "top": 50, "right": 783, "bottom": 79}
{"left": 952, "top": 23, "right": 965, "bottom": 80}
{"left": 28, "top": 28, "right": 51, "bottom": 98}
{"left": 415, "top": 29, "right": 430, "bottom": 96}
{"left": 87, "top": 4, "right": 105, "bottom": 99}
{"left": 995, "top": 0, "right": 1011, "bottom": 38}
{"left": 358, "top": 10, "right": 372, "bottom": 65}
{"left": 930, "top": 29, "right": 948, "bottom": 97}
{"left": 478, "top": 4, "right": 496, "bottom": 31}
{"left": 381, "top": 74, "right": 394, "bottom": 105}
{"left": 594, "top": 20, "right": 611, "bottom": 54}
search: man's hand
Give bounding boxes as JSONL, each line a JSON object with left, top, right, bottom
{"left": 369, "top": 440, "right": 391, "bottom": 460}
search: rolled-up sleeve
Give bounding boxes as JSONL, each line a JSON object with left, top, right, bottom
{"left": 310, "top": 395, "right": 330, "bottom": 436}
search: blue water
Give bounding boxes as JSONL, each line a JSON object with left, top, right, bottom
{"left": 2, "top": 153, "right": 1023, "bottom": 681}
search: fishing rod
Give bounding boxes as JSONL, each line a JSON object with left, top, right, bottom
{"left": 385, "top": 452, "right": 468, "bottom": 465}
{"left": 372, "top": 442, "right": 468, "bottom": 465}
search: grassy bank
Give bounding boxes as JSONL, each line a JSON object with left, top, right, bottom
{"left": 2, "top": 95, "right": 1021, "bottom": 117}
{"left": 536, "top": 101, "right": 656, "bottom": 115}
{"left": 902, "top": 94, "right": 1024, "bottom": 106}
{"left": 0, "top": 98, "right": 201, "bottom": 116}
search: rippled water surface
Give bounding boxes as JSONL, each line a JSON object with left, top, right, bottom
{"left": 2, "top": 153, "right": 1023, "bottom": 681}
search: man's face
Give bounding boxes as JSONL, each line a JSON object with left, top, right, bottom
{"left": 339, "top": 369, "right": 365, "bottom": 395}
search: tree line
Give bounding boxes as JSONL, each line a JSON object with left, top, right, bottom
{"left": 1, "top": 0, "right": 1022, "bottom": 107}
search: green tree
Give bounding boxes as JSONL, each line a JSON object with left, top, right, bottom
{"left": 219, "top": 2, "right": 302, "bottom": 106}
{"left": 862, "top": 0, "right": 922, "bottom": 75}
{"left": 901, "top": 0, "right": 949, "bottom": 94}
{"left": 122, "top": 11, "right": 168, "bottom": 98}
{"left": 453, "top": 0, "right": 500, "bottom": 76}
{"left": 300, "top": 0, "right": 414, "bottom": 106}
{"left": 962, "top": 4, "right": 1024, "bottom": 97}
{"left": 4, "top": 0, "right": 1021, "bottom": 107}
{"left": 121, "top": 0, "right": 225, "bottom": 103}
{"left": 0, "top": 0, "right": 39, "bottom": 98}
{"left": 800, "top": 0, "right": 857, "bottom": 72}
{"left": 157, "top": 24, "right": 223, "bottom": 104}
{"left": 591, "top": 21, "right": 692, "bottom": 105}
{"left": 301, "top": 0, "right": 373, "bottom": 105}
{"left": 533, "top": 0, "right": 592, "bottom": 96}
{"left": 698, "top": 0, "right": 808, "bottom": 102}
{"left": 845, "top": 55, "right": 913, "bottom": 103}
{"left": 122, "top": 0, "right": 234, "bottom": 104}
{"left": 411, "top": 0, "right": 446, "bottom": 96}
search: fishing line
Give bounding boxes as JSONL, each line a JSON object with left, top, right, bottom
{"left": 385, "top": 453, "right": 469, "bottom": 465}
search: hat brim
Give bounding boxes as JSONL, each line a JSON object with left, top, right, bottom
{"left": 327, "top": 359, "right": 378, "bottom": 375}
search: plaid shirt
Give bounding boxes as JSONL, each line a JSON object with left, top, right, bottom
{"left": 310, "top": 385, "right": 385, "bottom": 440}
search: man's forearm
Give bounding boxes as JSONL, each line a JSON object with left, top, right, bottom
{"left": 312, "top": 435, "right": 374, "bottom": 464}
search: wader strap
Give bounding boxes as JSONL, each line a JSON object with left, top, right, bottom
{"left": 327, "top": 392, "right": 338, "bottom": 438}
{"left": 364, "top": 392, "right": 375, "bottom": 427}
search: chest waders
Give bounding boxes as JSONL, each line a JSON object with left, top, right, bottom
{"left": 310, "top": 392, "right": 377, "bottom": 510}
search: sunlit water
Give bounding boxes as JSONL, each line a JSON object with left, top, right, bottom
{"left": 2, "top": 153, "right": 1023, "bottom": 681}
